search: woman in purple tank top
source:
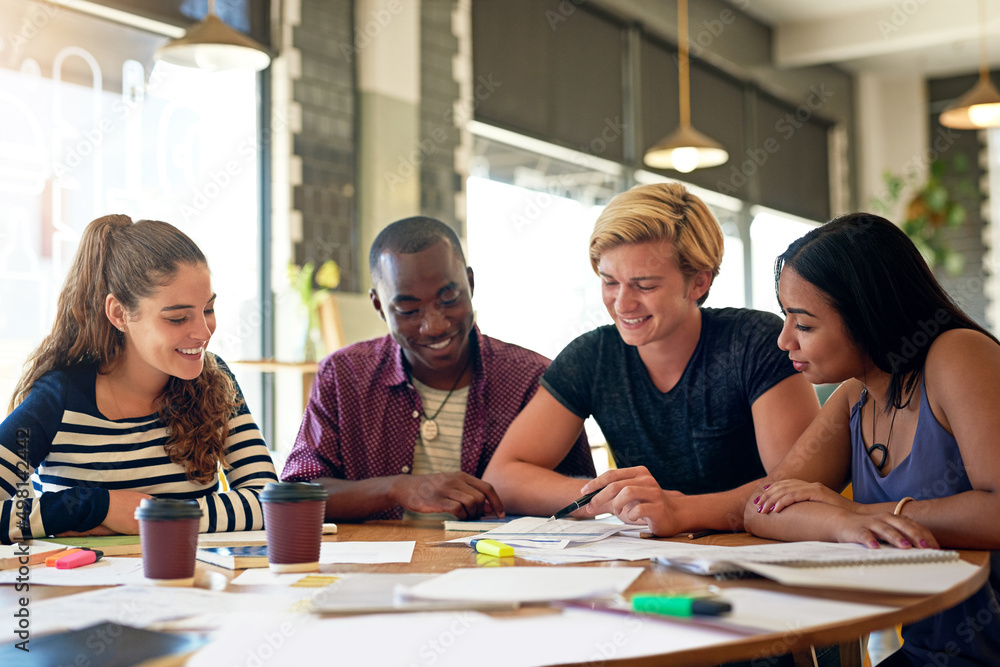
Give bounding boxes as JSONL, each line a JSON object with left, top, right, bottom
{"left": 744, "top": 213, "right": 1000, "bottom": 666}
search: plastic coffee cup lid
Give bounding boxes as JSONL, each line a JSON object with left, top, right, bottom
{"left": 259, "top": 481, "right": 328, "bottom": 502}
{"left": 134, "top": 498, "right": 203, "bottom": 520}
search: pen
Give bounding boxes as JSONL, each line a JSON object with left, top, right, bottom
{"left": 631, "top": 594, "right": 732, "bottom": 617}
{"left": 470, "top": 538, "right": 514, "bottom": 558}
{"left": 55, "top": 549, "right": 104, "bottom": 569}
{"left": 550, "top": 488, "right": 602, "bottom": 520}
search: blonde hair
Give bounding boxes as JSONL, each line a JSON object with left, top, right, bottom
{"left": 10, "top": 214, "right": 238, "bottom": 484}
{"left": 589, "top": 183, "right": 724, "bottom": 305}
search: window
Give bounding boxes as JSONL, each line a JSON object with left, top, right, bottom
{"left": 749, "top": 210, "right": 821, "bottom": 315}
{"left": 0, "top": 1, "right": 263, "bottom": 417}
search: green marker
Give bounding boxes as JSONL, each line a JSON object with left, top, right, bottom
{"left": 631, "top": 594, "right": 732, "bottom": 617}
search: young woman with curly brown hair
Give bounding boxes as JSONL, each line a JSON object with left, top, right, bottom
{"left": 0, "top": 214, "right": 277, "bottom": 543}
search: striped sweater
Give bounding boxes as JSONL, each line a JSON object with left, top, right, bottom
{"left": 0, "top": 357, "right": 277, "bottom": 544}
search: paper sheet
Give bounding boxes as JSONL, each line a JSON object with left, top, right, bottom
{"left": 0, "top": 556, "right": 148, "bottom": 586}
{"left": 445, "top": 517, "right": 648, "bottom": 549}
{"left": 656, "top": 540, "right": 961, "bottom": 574}
{"left": 514, "top": 536, "right": 723, "bottom": 564}
{"left": 4, "top": 584, "right": 287, "bottom": 637}
{"left": 742, "top": 559, "right": 981, "bottom": 594}
{"left": 317, "top": 540, "right": 414, "bottom": 564}
{"left": 227, "top": 542, "right": 416, "bottom": 586}
{"left": 402, "top": 566, "right": 644, "bottom": 603}
{"left": 186, "top": 587, "right": 895, "bottom": 667}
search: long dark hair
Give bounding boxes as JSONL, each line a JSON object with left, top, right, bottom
{"left": 775, "top": 212, "right": 996, "bottom": 411}
{"left": 11, "top": 214, "right": 239, "bottom": 483}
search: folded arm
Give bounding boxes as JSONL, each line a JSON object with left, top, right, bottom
{"left": 311, "top": 472, "right": 503, "bottom": 521}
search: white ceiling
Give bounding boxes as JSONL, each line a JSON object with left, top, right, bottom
{"left": 734, "top": 0, "right": 1000, "bottom": 78}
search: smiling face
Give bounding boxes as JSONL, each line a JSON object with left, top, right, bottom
{"left": 370, "top": 240, "right": 475, "bottom": 388}
{"left": 597, "top": 241, "right": 709, "bottom": 349}
{"left": 117, "top": 262, "right": 217, "bottom": 387}
{"left": 776, "top": 266, "right": 869, "bottom": 384}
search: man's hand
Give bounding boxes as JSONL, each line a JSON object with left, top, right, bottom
{"left": 580, "top": 466, "right": 686, "bottom": 536}
{"left": 389, "top": 472, "right": 504, "bottom": 519}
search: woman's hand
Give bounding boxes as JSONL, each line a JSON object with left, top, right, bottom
{"left": 580, "top": 466, "right": 686, "bottom": 536}
{"left": 830, "top": 507, "right": 939, "bottom": 549}
{"left": 101, "top": 490, "right": 154, "bottom": 534}
{"left": 753, "top": 479, "right": 855, "bottom": 515}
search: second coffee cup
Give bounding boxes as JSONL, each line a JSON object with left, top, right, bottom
{"left": 260, "top": 481, "right": 328, "bottom": 573}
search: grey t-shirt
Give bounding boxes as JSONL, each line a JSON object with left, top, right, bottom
{"left": 540, "top": 308, "right": 795, "bottom": 495}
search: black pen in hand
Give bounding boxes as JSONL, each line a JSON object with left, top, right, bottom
{"left": 549, "top": 488, "right": 603, "bottom": 520}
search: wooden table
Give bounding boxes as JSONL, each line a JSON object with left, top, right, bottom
{"left": 209, "top": 521, "right": 989, "bottom": 667}
{"left": 6, "top": 522, "right": 991, "bottom": 667}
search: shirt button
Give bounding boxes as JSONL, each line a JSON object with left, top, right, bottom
{"left": 412, "top": 411, "right": 419, "bottom": 418}
{"left": 401, "top": 465, "right": 410, "bottom": 473}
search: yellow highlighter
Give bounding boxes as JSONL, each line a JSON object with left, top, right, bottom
{"left": 471, "top": 538, "right": 514, "bottom": 558}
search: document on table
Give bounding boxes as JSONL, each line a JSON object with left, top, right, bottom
{"left": 317, "top": 540, "right": 414, "bottom": 564}
{"left": 444, "top": 516, "right": 649, "bottom": 549}
{"left": 402, "top": 566, "right": 644, "bottom": 603}
{"left": 514, "top": 536, "right": 725, "bottom": 564}
{"left": 0, "top": 556, "right": 147, "bottom": 586}
{"left": 654, "top": 540, "right": 961, "bottom": 574}
{"left": 309, "top": 573, "right": 520, "bottom": 614}
{"left": 187, "top": 586, "right": 895, "bottom": 667}
{"left": 742, "top": 559, "right": 981, "bottom": 594}
{"left": 8, "top": 585, "right": 285, "bottom": 637}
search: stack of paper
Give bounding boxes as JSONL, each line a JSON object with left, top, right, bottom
{"left": 445, "top": 516, "right": 648, "bottom": 549}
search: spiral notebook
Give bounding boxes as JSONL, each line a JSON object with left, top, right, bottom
{"left": 654, "top": 541, "right": 972, "bottom": 594}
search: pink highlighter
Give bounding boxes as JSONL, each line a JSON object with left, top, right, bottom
{"left": 55, "top": 549, "right": 104, "bottom": 569}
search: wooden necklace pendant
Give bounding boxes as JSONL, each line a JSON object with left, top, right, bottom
{"left": 420, "top": 418, "right": 439, "bottom": 441}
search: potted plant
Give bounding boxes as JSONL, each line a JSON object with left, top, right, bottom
{"left": 288, "top": 259, "right": 341, "bottom": 360}
{"left": 871, "top": 155, "right": 975, "bottom": 276}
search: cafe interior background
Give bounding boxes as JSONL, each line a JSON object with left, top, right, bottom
{"left": 2, "top": 0, "right": 1000, "bottom": 471}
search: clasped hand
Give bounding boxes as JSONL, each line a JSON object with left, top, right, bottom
{"left": 578, "top": 466, "right": 684, "bottom": 536}
{"left": 390, "top": 471, "right": 504, "bottom": 520}
{"left": 752, "top": 479, "right": 939, "bottom": 549}
{"left": 56, "top": 489, "right": 153, "bottom": 537}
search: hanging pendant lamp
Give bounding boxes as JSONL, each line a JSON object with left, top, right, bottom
{"left": 643, "top": 0, "right": 728, "bottom": 173}
{"left": 155, "top": 0, "right": 271, "bottom": 72}
{"left": 939, "top": 0, "right": 1000, "bottom": 130}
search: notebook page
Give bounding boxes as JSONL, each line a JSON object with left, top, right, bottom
{"left": 656, "top": 540, "right": 959, "bottom": 574}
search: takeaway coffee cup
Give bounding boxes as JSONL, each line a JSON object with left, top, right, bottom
{"left": 134, "top": 498, "right": 202, "bottom": 586}
{"left": 260, "top": 481, "right": 328, "bottom": 573}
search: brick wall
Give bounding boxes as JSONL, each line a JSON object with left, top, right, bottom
{"left": 928, "top": 74, "right": 992, "bottom": 329}
{"left": 420, "top": 0, "right": 462, "bottom": 232}
{"left": 292, "top": 0, "right": 359, "bottom": 292}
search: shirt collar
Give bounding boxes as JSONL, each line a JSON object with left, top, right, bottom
{"left": 383, "top": 324, "right": 485, "bottom": 388}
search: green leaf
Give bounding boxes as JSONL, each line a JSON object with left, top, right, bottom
{"left": 924, "top": 186, "right": 947, "bottom": 212}
{"left": 946, "top": 203, "right": 966, "bottom": 227}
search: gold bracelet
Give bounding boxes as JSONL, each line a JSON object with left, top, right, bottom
{"left": 893, "top": 496, "right": 915, "bottom": 516}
